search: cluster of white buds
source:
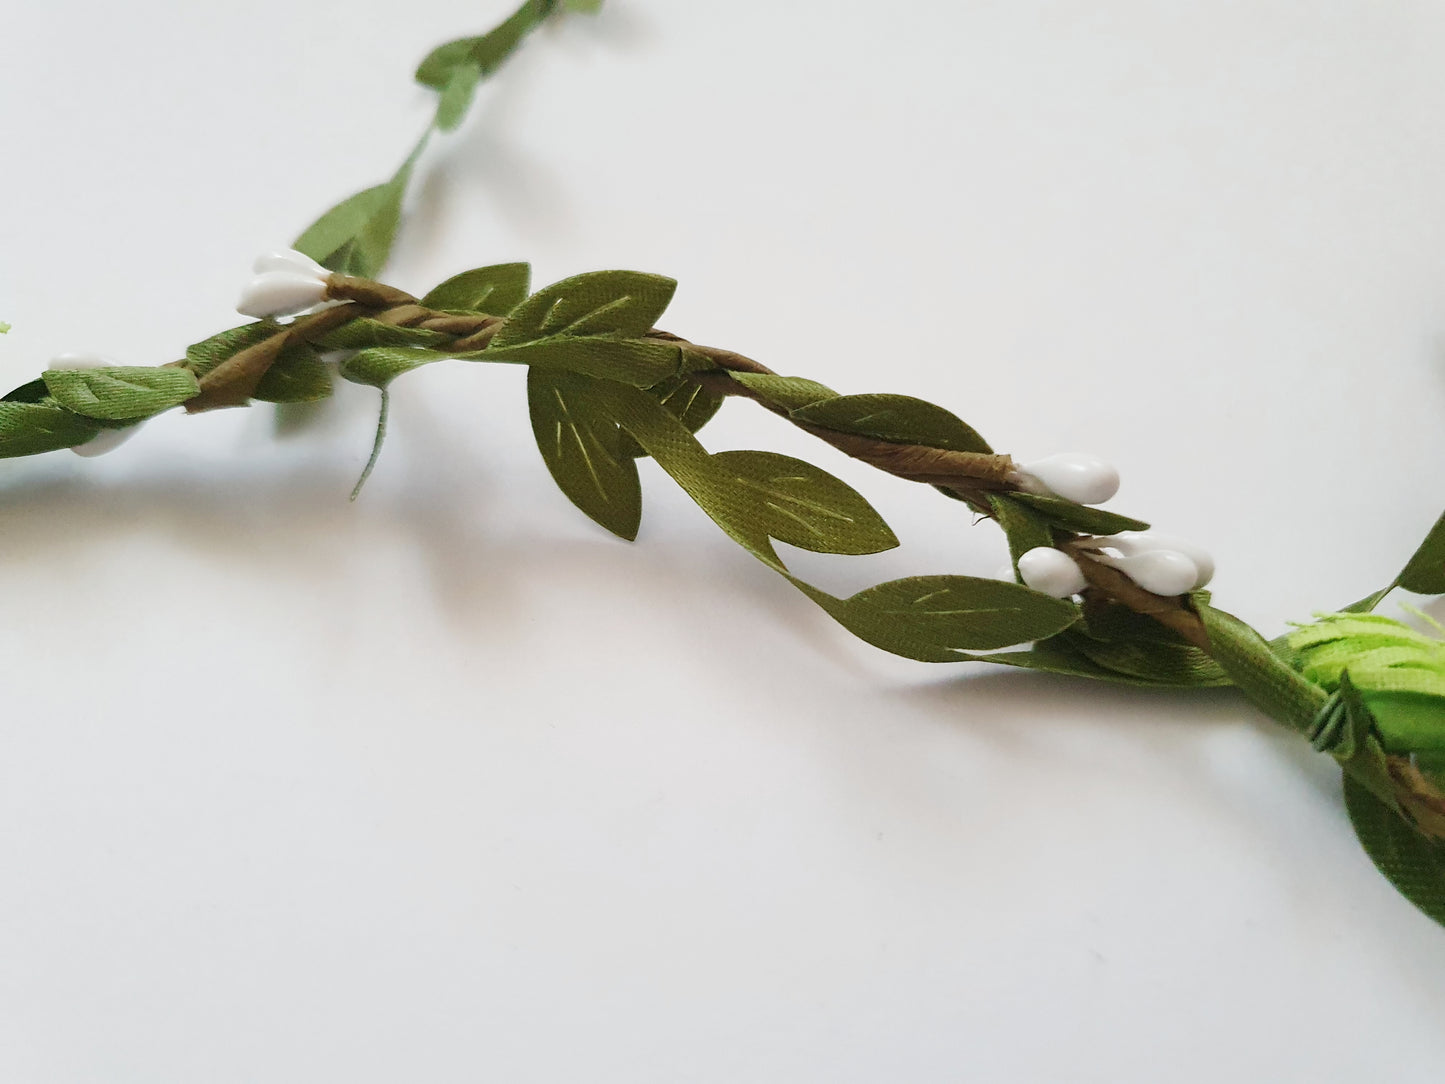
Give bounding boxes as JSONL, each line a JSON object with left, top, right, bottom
{"left": 1009, "top": 452, "right": 1120, "bottom": 506}
{"left": 1014, "top": 531, "right": 1215, "bottom": 600}
{"left": 237, "top": 250, "right": 334, "bottom": 319}
{"left": 47, "top": 353, "right": 140, "bottom": 457}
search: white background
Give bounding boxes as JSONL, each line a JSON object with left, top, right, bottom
{"left": 2, "top": 1, "right": 1445, "bottom": 1080}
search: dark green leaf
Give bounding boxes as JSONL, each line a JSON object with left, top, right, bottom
{"left": 1345, "top": 775, "right": 1445, "bottom": 928}
{"left": 253, "top": 343, "right": 333, "bottom": 403}
{"left": 338, "top": 347, "right": 451, "bottom": 390}
{"left": 988, "top": 494, "right": 1053, "bottom": 568}
{"left": 956, "top": 638, "right": 1189, "bottom": 687}
{"left": 316, "top": 318, "right": 451, "bottom": 351}
{"left": 619, "top": 374, "right": 724, "bottom": 459}
{"left": 709, "top": 449, "right": 898, "bottom": 556}
{"left": 1008, "top": 492, "right": 1149, "bottom": 535}
{"left": 793, "top": 575, "right": 1079, "bottom": 661}
{"left": 528, "top": 370, "right": 641, "bottom": 541}
{"left": 791, "top": 393, "right": 992, "bottom": 453}
{"left": 43, "top": 366, "right": 199, "bottom": 421}
{"left": 727, "top": 373, "right": 837, "bottom": 411}
{"left": 2, "top": 378, "right": 51, "bottom": 404}
{"left": 421, "top": 263, "right": 531, "bottom": 314}
{"left": 1398, "top": 510, "right": 1445, "bottom": 595}
{"left": 435, "top": 61, "right": 482, "bottom": 131}
{"left": 0, "top": 402, "right": 101, "bottom": 458}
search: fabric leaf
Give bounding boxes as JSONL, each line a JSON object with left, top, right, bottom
{"left": 728, "top": 373, "right": 838, "bottom": 412}
{"left": 421, "top": 263, "right": 531, "bottom": 314}
{"left": 1345, "top": 775, "right": 1445, "bottom": 928}
{"left": 435, "top": 61, "right": 482, "bottom": 131}
{"left": 43, "top": 367, "right": 198, "bottom": 421}
{"left": 316, "top": 319, "right": 450, "bottom": 352}
{"left": 1007, "top": 492, "right": 1149, "bottom": 535}
{"left": 338, "top": 347, "right": 452, "bottom": 390}
{"left": 793, "top": 575, "right": 1080, "bottom": 661}
{"left": 709, "top": 450, "right": 898, "bottom": 556}
{"left": 0, "top": 402, "right": 102, "bottom": 458}
{"left": 792, "top": 393, "right": 991, "bottom": 453}
{"left": 989, "top": 494, "right": 1054, "bottom": 568}
{"left": 527, "top": 370, "right": 641, "bottom": 540}
{"left": 1398, "top": 511, "right": 1445, "bottom": 595}
{"left": 252, "top": 343, "right": 333, "bottom": 403}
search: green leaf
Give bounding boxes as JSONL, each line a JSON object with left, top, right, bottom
{"left": 1399, "top": 511, "right": 1445, "bottom": 595}
{"left": 527, "top": 370, "right": 641, "bottom": 541}
{"left": 1007, "top": 492, "right": 1149, "bottom": 535}
{"left": 709, "top": 450, "right": 899, "bottom": 556}
{"left": 988, "top": 494, "right": 1053, "bottom": 568}
{"left": 496, "top": 270, "right": 676, "bottom": 342}
{"left": 727, "top": 373, "right": 838, "bottom": 412}
{"left": 793, "top": 575, "right": 1080, "bottom": 661}
{"left": 415, "top": 0, "right": 557, "bottom": 90}
{"left": 618, "top": 374, "right": 725, "bottom": 459}
{"left": 1196, "top": 601, "right": 1328, "bottom": 732}
{"left": 435, "top": 61, "right": 482, "bottom": 131}
{"left": 421, "top": 263, "right": 531, "bottom": 314}
{"left": 1345, "top": 775, "right": 1445, "bottom": 928}
{"left": 791, "top": 393, "right": 992, "bottom": 453}
{"left": 185, "top": 322, "right": 277, "bottom": 378}
{"left": 294, "top": 138, "right": 420, "bottom": 279}
{"left": 2, "top": 378, "right": 52, "bottom": 404}
{"left": 1060, "top": 628, "right": 1229, "bottom": 687}
{"left": 0, "top": 401, "right": 101, "bottom": 458}
{"left": 253, "top": 343, "right": 333, "bottom": 403}
{"left": 955, "top": 639, "right": 1193, "bottom": 687}
{"left": 43, "top": 366, "right": 199, "bottom": 421}
{"left": 338, "top": 347, "right": 451, "bottom": 390}
{"left": 316, "top": 318, "right": 451, "bottom": 351}
{"left": 485, "top": 271, "right": 681, "bottom": 386}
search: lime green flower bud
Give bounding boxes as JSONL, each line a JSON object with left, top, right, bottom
{"left": 1287, "top": 611, "right": 1445, "bottom": 756}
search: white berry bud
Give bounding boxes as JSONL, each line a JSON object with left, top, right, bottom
{"left": 1012, "top": 452, "right": 1120, "bottom": 505}
{"left": 237, "top": 271, "right": 330, "bottom": 319}
{"left": 71, "top": 427, "right": 139, "bottom": 458}
{"left": 1097, "top": 549, "right": 1199, "bottom": 596}
{"left": 252, "top": 249, "right": 330, "bottom": 278}
{"left": 1017, "top": 546, "right": 1088, "bottom": 598}
{"left": 1096, "top": 531, "right": 1214, "bottom": 588}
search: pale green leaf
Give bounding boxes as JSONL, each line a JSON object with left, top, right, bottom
{"left": 436, "top": 61, "right": 482, "bottom": 131}
{"left": 43, "top": 366, "right": 199, "bottom": 421}
{"left": 528, "top": 370, "right": 641, "bottom": 540}
{"left": 1196, "top": 601, "right": 1327, "bottom": 732}
{"left": 422, "top": 263, "right": 531, "bottom": 314}
{"left": 710, "top": 449, "right": 898, "bottom": 556}
{"left": 792, "top": 393, "right": 992, "bottom": 453}
{"left": 415, "top": 0, "right": 555, "bottom": 90}
{"left": 0, "top": 402, "right": 101, "bottom": 458}
{"left": 338, "top": 347, "right": 451, "bottom": 390}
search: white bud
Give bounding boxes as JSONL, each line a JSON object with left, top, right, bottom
{"left": 1017, "top": 546, "right": 1088, "bottom": 598}
{"left": 71, "top": 427, "right": 139, "bottom": 458}
{"left": 1012, "top": 452, "right": 1120, "bottom": 505}
{"left": 48, "top": 352, "right": 117, "bottom": 370}
{"left": 1096, "top": 531, "right": 1214, "bottom": 588}
{"left": 237, "top": 270, "right": 330, "bottom": 319}
{"left": 252, "top": 249, "right": 329, "bottom": 277}
{"left": 1097, "top": 549, "right": 1199, "bottom": 597}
